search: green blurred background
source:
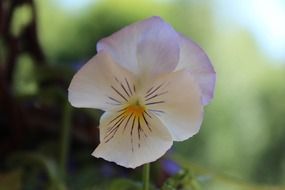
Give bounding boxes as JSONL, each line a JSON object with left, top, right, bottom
{"left": 1, "top": 0, "right": 285, "bottom": 189}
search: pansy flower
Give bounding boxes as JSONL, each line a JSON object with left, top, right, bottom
{"left": 68, "top": 16, "right": 215, "bottom": 168}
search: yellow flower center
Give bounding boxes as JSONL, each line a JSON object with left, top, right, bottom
{"left": 125, "top": 104, "right": 145, "bottom": 117}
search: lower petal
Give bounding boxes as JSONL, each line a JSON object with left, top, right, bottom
{"left": 92, "top": 110, "right": 173, "bottom": 168}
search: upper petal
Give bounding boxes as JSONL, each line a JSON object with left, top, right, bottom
{"left": 68, "top": 51, "right": 135, "bottom": 111}
{"left": 175, "top": 34, "right": 216, "bottom": 105}
{"left": 136, "top": 17, "right": 180, "bottom": 77}
{"left": 92, "top": 110, "right": 173, "bottom": 168}
{"left": 143, "top": 70, "right": 204, "bottom": 141}
{"left": 97, "top": 16, "right": 180, "bottom": 78}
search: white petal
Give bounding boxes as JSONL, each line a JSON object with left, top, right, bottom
{"left": 136, "top": 17, "right": 180, "bottom": 77}
{"left": 97, "top": 21, "right": 140, "bottom": 74}
{"left": 92, "top": 110, "right": 173, "bottom": 168}
{"left": 97, "top": 16, "right": 180, "bottom": 77}
{"left": 68, "top": 51, "right": 135, "bottom": 111}
{"left": 176, "top": 34, "right": 216, "bottom": 105}
{"left": 143, "top": 70, "right": 204, "bottom": 141}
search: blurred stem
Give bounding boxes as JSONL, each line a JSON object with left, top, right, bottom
{"left": 59, "top": 101, "right": 72, "bottom": 180}
{"left": 142, "top": 163, "right": 150, "bottom": 190}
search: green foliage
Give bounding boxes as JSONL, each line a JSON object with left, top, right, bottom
{"left": 173, "top": 154, "right": 285, "bottom": 190}
{"left": 11, "top": 4, "right": 33, "bottom": 37}
{"left": 162, "top": 169, "right": 201, "bottom": 190}
{"left": 109, "top": 179, "right": 142, "bottom": 190}
{"left": 7, "top": 153, "right": 66, "bottom": 190}
{"left": 12, "top": 54, "right": 38, "bottom": 95}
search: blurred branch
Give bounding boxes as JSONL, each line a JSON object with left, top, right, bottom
{"left": 0, "top": 0, "right": 47, "bottom": 159}
{"left": 0, "top": 0, "right": 45, "bottom": 84}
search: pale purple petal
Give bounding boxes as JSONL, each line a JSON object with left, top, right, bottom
{"left": 136, "top": 17, "right": 180, "bottom": 76}
{"left": 175, "top": 34, "right": 216, "bottom": 105}
{"left": 97, "top": 16, "right": 180, "bottom": 77}
{"left": 162, "top": 159, "right": 181, "bottom": 175}
{"left": 97, "top": 21, "right": 140, "bottom": 74}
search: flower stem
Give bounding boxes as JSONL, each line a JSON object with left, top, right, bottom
{"left": 59, "top": 101, "right": 72, "bottom": 180}
{"left": 142, "top": 163, "right": 150, "bottom": 190}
